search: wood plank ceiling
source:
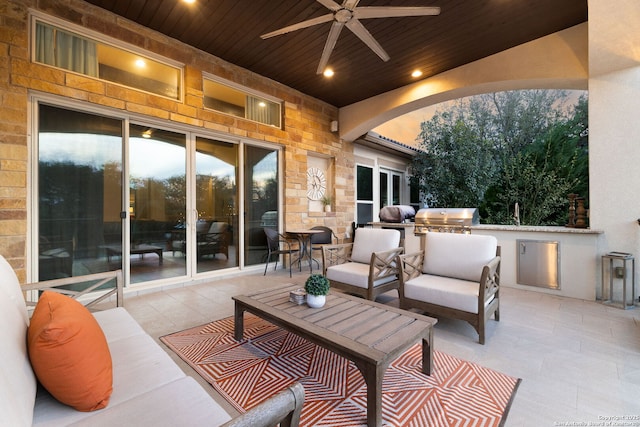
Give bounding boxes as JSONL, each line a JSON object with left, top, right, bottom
{"left": 81, "top": 0, "right": 587, "bottom": 108}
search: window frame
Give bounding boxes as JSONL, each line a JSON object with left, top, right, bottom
{"left": 202, "top": 73, "right": 283, "bottom": 129}
{"left": 30, "top": 11, "right": 185, "bottom": 102}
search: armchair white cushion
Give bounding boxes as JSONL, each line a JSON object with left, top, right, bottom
{"left": 323, "top": 228, "right": 403, "bottom": 300}
{"left": 399, "top": 232, "right": 501, "bottom": 344}
{"left": 422, "top": 231, "right": 498, "bottom": 281}
{"left": 350, "top": 227, "right": 401, "bottom": 263}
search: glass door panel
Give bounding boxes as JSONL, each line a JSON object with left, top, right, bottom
{"left": 129, "top": 124, "right": 186, "bottom": 283}
{"left": 244, "top": 146, "right": 278, "bottom": 267}
{"left": 392, "top": 174, "right": 401, "bottom": 205}
{"left": 38, "top": 104, "right": 123, "bottom": 280}
{"left": 379, "top": 169, "right": 403, "bottom": 211}
{"left": 195, "top": 137, "right": 238, "bottom": 273}
{"left": 379, "top": 171, "right": 388, "bottom": 209}
{"left": 357, "top": 165, "right": 374, "bottom": 225}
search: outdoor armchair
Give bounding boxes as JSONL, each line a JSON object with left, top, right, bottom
{"left": 322, "top": 227, "right": 403, "bottom": 301}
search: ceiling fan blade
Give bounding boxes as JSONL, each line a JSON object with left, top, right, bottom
{"left": 316, "top": 0, "right": 343, "bottom": 12}
{"left": 345, "top": 19, "right": 390, "bottom": 62}
{"left": 316, "top": 21, "right": 345, "bottom": 74}
{"left": 343, "top": 0, "right": 361, "bottom": 11}
{"left": 355, "top": 6, "right": 441, "bottom": 19}
{"left": 261, "top": 14, "right": 334, "bottom": 39}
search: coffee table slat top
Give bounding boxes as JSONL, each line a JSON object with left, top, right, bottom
{"left": 233, "top": 284, "right": 437, "bottom": 366}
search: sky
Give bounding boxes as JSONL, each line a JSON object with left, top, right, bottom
{"left": 373, "top": 104, "right": 441, "bottom": 145}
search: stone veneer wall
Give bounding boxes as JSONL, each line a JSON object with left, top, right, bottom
{"left": 0, "top": 0, "right": 354, "bottom": 282}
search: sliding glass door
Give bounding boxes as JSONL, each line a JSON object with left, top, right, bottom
{"left": 38, "top": 104, "right": 123, "bottom": 280}
{"left": 129, "top": 124, "right": 186, "bottom": 283}
{"left": 243, "top": 146, "right": 278, "bottom": 267}
{"left": 36, "top": 102, "right": 280, "bottom": 285}
{"left": 194, "top": 137, "right": 238, "bottom": 273}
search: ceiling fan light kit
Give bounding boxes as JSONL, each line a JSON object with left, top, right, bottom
{"left": 261, "top": 0, "right": 440, "bottom": 75}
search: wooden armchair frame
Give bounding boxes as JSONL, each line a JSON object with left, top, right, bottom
{"left": 222, "top": 382, "right": 305, "bottom": 427}
{"left": 22, "top": 270, "right": 124, "bottom": 311}
{"left": 322, "top": 243, "right": 404, "bottom": 300}
{"left": 398, "top": 247, "right": 501, "bottom": 344}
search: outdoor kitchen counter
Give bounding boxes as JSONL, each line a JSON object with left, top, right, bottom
{"left": 472, "top": 225, "right": 603, "bottom": 301}
{"left": 472, "top": 224, "right": 603, "bottom": 234}
{"left": 371, "top": 222, "right": 604, "bottom": 301}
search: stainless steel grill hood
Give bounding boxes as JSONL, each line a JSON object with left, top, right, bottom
{"left": 414, "top": 208, "right": 479, "bottom": 234}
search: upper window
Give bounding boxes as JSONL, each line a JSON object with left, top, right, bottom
{"left": 33, "top": 19, "right": 182, "bottom": 100}
{"left": 203, "top": 76, "right": 282, "bottom": 128}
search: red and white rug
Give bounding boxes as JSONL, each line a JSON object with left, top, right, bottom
{"left": 161, "top": 314, "right": 520, "bottom": 427}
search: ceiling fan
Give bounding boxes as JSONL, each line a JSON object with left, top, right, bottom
{"left": 261, "top": 0, "right": 441, "bottom": 74}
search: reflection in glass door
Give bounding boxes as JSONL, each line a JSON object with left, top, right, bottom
{"left": 38, "top": 104, "right": 123, "bottom": 280}
{"left": 37, "top": 103, "right": 282, "bottom": 285}
{"left": 195, "top": 137, "right": 238, "bottom": 273}
{"left": 129, "top": 125, "right": 186, "bottom": 283}
{"left": 244, "top": 146, "right": 278, "bottom": 267}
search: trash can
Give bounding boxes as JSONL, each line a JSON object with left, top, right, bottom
{"left": 601, "top": 252, "right": 636, "bottom": 309}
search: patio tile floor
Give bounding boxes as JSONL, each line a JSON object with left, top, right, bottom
{"left": 121, "top": 268, "right": 640, "bottom": 426}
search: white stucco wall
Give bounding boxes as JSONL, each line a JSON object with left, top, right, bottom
{"left": 588, "top": 0, "right": 640, "bottom": 297}
{"left": 339, "top": 23, "right": 588, "bottom": 142}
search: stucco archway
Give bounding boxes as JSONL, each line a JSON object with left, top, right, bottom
{"left": 339, "top": 23, "right": 588, "bottom": 142}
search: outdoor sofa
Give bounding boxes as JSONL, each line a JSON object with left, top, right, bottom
{"left": 0, "top": 255, "right": 303, "bottom": 426}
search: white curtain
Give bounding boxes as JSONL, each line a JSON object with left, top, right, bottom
{"left": 36, "top": 23, "right": 98, "bottom": 77}
{"left": 246, "top": 96, "right": 279, "bottom": 127}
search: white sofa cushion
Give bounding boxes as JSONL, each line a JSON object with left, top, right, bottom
{"left": 423, "top": 233, "right": 497, "bottom": 282}
{"left": 93, "top": 307, "right": 147, "bottom": 343}
{"left": 350, "top": 228, "right": 401, "bottom": 264}
{"left": 405, "top": 274, "right": 494, "bottom": 314}
{"left": 67, "top": 377, "right": 232, "bottom": 427}
{"left": 33, "top": 310, "right": 188, "bottom": 426}
{"left": 326, "top": 262, "right": 397, "bottom": 289}
{"left": 0, "top": 256, "right": 36, "bottom": 427}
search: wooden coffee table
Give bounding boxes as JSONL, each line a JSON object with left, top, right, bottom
{"left": 233, "top": 284, "right": 437, "bottom": 427}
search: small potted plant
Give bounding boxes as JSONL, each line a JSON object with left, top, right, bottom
{"left": 304, "top": 274, "right": 330, "bottom": 308}
{"left": 321, "top": 195, "right": 333, "bottom": 212}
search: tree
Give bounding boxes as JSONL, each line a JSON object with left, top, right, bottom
{"left": 410, "top": 90, "right": 588, "bottom": 225}
{"left": 410, "top": 100, "right": 495, "bottom": 208}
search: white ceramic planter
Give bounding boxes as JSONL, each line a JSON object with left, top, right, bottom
{"left": 306, "top": 294, "right": 326, "bottom": 308}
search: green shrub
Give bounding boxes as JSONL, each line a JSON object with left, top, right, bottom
{"left": 304, "top": 274, "right": 330, "bottom": 296}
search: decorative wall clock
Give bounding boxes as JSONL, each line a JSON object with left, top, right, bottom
{"left": 306, "top": 167, "right": 327, "bottom": 200}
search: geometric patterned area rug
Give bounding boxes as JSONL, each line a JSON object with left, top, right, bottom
{"left": 161, "top": 314, "right": 521, "bottom": 427}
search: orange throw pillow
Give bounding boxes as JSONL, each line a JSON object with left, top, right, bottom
{"left": 27, "top": 291, "right": 113, "bottom": 411}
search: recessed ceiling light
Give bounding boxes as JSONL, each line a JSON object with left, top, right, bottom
{"left": 183, "top": 0, "right": 196, "bottom": 4}
{"left": 323, "top": 68, "right": 334, "bottom": 78}
{"left": 411, "top": 70, "right": 423, "bottom": 78}
{"left": 135, "top": 59, "right": 146, "bottom": 68}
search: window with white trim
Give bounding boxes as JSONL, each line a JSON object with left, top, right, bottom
{"left": 203, "top": 76, "right": 282, "bottom": 128}
{"left": 33, "top": 19, "right": 182, "bottom": 100}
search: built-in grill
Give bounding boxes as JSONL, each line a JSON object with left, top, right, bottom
{"left": 414, "top": 208, "right": 479, "bottom": 234}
